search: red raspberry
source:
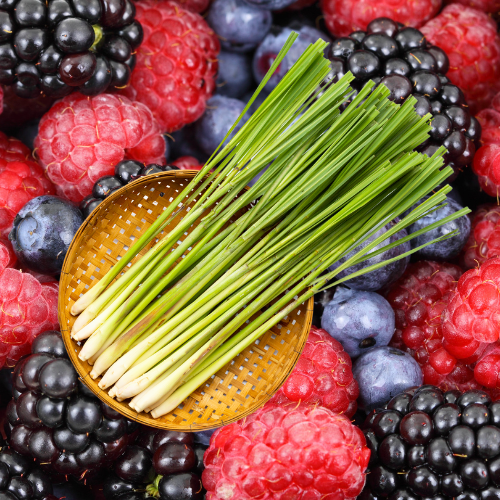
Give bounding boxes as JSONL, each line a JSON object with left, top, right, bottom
{"left": 421, "top": 5, "right": 500, "bottom": 114}
{"left": 270, "top": 326, "right": 359, "bottom": 417}
{"left": 0, "top": 239, "right": 59, "bottom": 369}
{"left": 0, "top": 133, "right": 55, "bottom": 238}
{"left": 34, "top": 93, "right": 166, "bottom": 204}
{"left": 444, "top": 0, "right": 500, "bottom": 13}
{"left": 173, "top": 155, "right": 203, "bottom": 170}
{"left": 472, "top": 144, "right": 500, "bottom": 197}
{"left": 171, "top": 0, "right": 211, "bottom": 12}
{"left": 385, "top": 261, "right": 482, "bottom": 392}
{"left": 442, "top": 258, "right": 500, "bottom": 360}
{"left": 119, "top": 0, "right": 219, "bottom": 133}
{"left": 320, "top": 0, "right": 442, "bottom": 38}
{"left": 461, "top": 205, "right": 500, "bottom": 269}
{"left": 202, "top": 403, "right": 370, "bottom": 500}
{"left": 474, "top": 344, "right": 500, "bottom": 388}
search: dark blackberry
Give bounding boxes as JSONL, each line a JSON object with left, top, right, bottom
{"left": 103, "top": 428, "right": 206, "bottom": 500}
{"left": 0, "top": 449, "right": 54, "bottom": 499}
{"left": 80, "top": 160, "right": 181, "bottom": 219}
{"left": 328, "top": 17, "right": 479, "bottom": 175}
{"left": 0, "top": 0, "right": 142, "bottom": 98}
{"left": 361, "top": 386, "right": 500, "bottom": 499}
{"left": 7, "top": 330, "right": 142, "bottom": 480}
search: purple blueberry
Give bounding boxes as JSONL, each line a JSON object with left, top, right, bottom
{"left": 9, "top": 195, "right": 83, "bottom": 276}
{"left": 216, "top": 51, "right": 254, "bottom": 99}
{"left": 243, "top": 0, "right": 298, "bottom": 10}
{"left": 321, "top": 286, "right": 395, "bottom": 358}
{"left": 207, "top": 0, "right": 272, "bottom": 53}
{"left": 405, "top": 195, "right": 471, "bottom": 260}
{"left": 353, "top": 347, "right": 423, "bottom": 411}
{"left": 168, "top": 124, "right": 208, "bottom": 164}
{"left": 194, "top": 429, "right": 215, "bottom": 446}
{"left": 328, "top": 219, "right": 411, "bottom": 292}
{"left": 195, "top": 95, "right": 249, "bottom": 156}
{"left": 253, "top": 24, "right": 331, "bottom": 92}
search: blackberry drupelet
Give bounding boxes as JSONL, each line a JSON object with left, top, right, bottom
{"left": 79, "top": 160, "right": 180, "bottom": 219}
{"left": 0, "top": 0, "right": 142, "bottom": 98}
{"left": 328, "top": 17, "right": 480, "bottom": 177}
{"left": 6, "top": 330, "right": 142, "bottom": 481}
{"left": 103, "top": 428, "right": 206, "bottom": 500}
{"left": 360, "top": 385, "right": 500, "bottom": 499}
{"left": 0, "top": 446, "right": 55, "bottom": 500}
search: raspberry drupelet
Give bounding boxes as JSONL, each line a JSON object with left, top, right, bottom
{"left": 34, "top": 92, "right": 166, "bottom": 204}
{"left": 0, "top": 239, "right": 59, "bottom": 369}
{"left": 320, "top": 0, "right": 442, "bottom": 38}
{"left": 442, "top": 257, "right": 500, "bottom": 367}
{"left": 385, "top": 261, "right": 483, "bottom": 392}
{"left": 461, "top": 205, "right": 500, "bottom": 269}
{"left": 421, "top": 4, "right": 500, "bottom": 114}
{"left": 270, "top": 326, "right": 359, "bottom": 417}
{"left": 0, "top": 131, "right": 55, "bottom": 238}
{"left": 119, "top": 0, "right": 220, "bottom": 133}
{"left": 202, "top": 403, "right": 370, "bottom": 500}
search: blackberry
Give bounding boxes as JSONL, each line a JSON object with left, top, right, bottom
{"left": 328, "top": 17, "right": 480, "bottom": 178}
{"left": 79, "top": 160, "right": 180, "bottom": 219}
{"left": 361, "top": 385, "right": 500, "bottom": 499}
{"left": 0, "top": 446, "right": 55, "bottom": 500}
{"left": 0, "top": 0, "right": 142, "bottom": 98}
{"left": 103, "top": 428, "right": 207, "bottom": 500}
{"left": 6, "top": 330, "right": 142, "bottom": 481}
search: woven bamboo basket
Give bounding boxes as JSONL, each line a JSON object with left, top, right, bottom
{"left": 59, "top": 170, "right": 313, "bottom": 431}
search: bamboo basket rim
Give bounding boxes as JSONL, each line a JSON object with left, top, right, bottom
{"left": 59, "top": 170, "right": 313, "bottom": 431}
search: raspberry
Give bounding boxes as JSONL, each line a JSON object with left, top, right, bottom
{"left": 119, "top": 0, "right": 220, "bottom": 133}
{"left": 461, "top": 205, "right": 500, "bottom": 269}
{"left": 270, "top": 326, "right": 359, "bottom": 417}
{"left": 444, "top": 0, "right": 500, "bottom": 14}
{"left": 0, "top": 133, "right": 55, "bottom": 238}
{"left": 320, "top": 0, "right": 442, "bottom": 38}
{"left": 421, "top": 4, "right": 500, "bottom": 114}
{"left": 0, "top": 246, "right": 59, "bottom": 368}
{"left": 34, "top": 93, "right": 166, "bottom": 204}
{"left": 202, "top": 403, "right": 370, "bottom": 500}
{"left": 442, "top": 258, "right": 500, "bottom": 362}
{"left": 173, "top": 155, "right": 203, "bottom": 170}
{"left": 385, "top": 261, "right": 483, "bottom": 392}
{"left": 171, "top": 0, "right": 212, "bottom": 12}
{"left": 472, "top": 144, "right": 500, "bottom": 197}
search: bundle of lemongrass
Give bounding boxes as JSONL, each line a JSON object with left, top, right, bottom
{"left": 70, "top": 34, "right": 469, "bottom": 418}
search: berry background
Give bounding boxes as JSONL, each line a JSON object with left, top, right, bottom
{"left": 2, "top": 0, "right": 500, "bottom": 499}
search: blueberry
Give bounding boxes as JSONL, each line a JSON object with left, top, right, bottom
{"left": 167, "top": 124, "right": 208, "bottom": 164}
{"left": 353, "top": 347, "right": 423, "bottom": 411}
{"left": 321, "top": 286, "right": 395, "bottom": 358}
{"left": 194, "top": 95, "right": 249, "bottom": 156}
{"left": 328, "top": 219, "right": 410, "bottom": 291}
{"left": 405, "top": 195, "right": 471, "bottom": 260}
{"left": 9, "top": 195, "right": 84, "bottom": 275}
{"left": 216, "top": 51, "right": 253, "bottom": 99}
{"left": 243, "top": 0, "right": 297, "bottom": 9}
{"left": 207, "top": 0, "right": 272, "bottom": 53}
{"left": 253, "top": 25, "right": 330, "bottom": 92}
{"left": 194, "top": 429, "right": 215, "bottom": 447}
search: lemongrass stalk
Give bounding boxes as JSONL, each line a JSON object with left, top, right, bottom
{"left": 127, "top": 335, "right": 211, "bottom": 410}
{"left": 98, "top": 232, "right": 306, "bottom": 390}
{"left": 71, "top": 33, "right": 304, "bottom": 316}
{"left": 140, "top": 166, "right": 461, "bottom": 409}
{"left": 109, "top": 244, "right": 306, "bottom": 394}
{"left": 90, "top": 225, "right": 266, "bottom": 375}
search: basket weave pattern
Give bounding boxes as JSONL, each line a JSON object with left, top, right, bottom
{"left": 59, "top": 171, "right": 313, "bottom": 431}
